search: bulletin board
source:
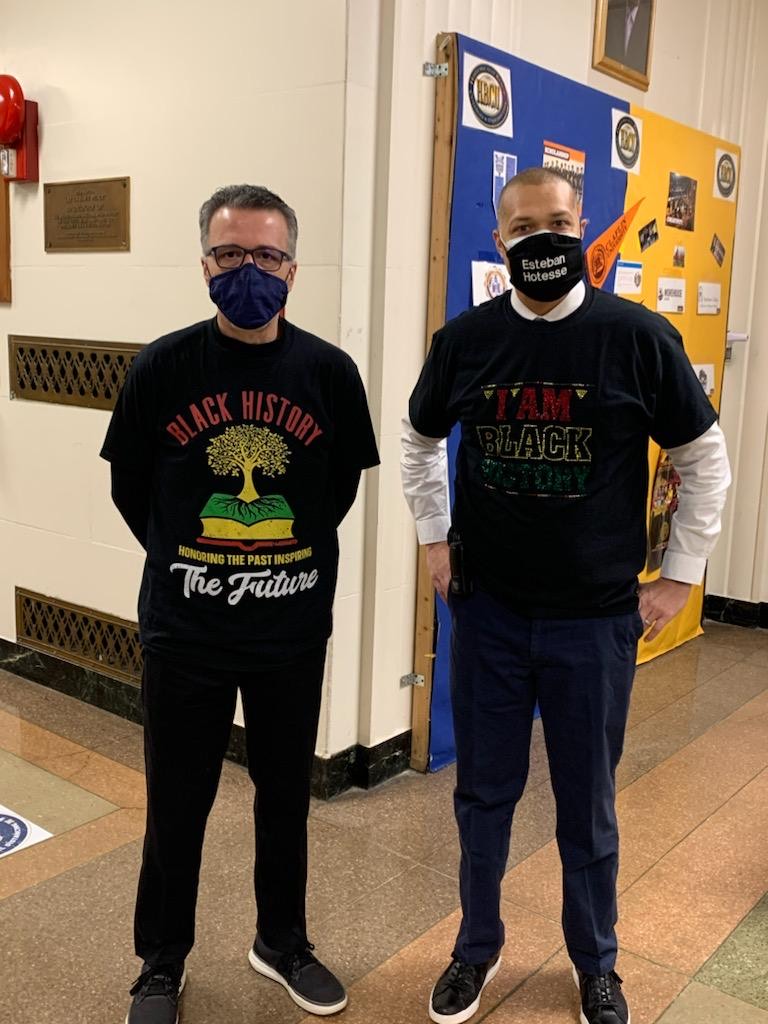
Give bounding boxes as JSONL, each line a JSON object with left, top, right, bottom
{"left": 411, "top": 32, "right": 739, "bottom": 772}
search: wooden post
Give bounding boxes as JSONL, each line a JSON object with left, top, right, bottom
{"left": 409, "top": 33, "right": 458, "bottom": 772}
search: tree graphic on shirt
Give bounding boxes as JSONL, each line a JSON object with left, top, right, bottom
{"left": 206, "top": 425, "right": 290, "bottom": 502}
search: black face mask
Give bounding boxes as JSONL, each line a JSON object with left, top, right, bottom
{"left": 504, "top": 231, "right": 584, "bottom": 302}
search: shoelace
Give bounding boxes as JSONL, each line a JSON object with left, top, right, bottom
{"left": 583, "top": 970, "right": 623, "bottom": 1008}
{"left": 130, "top": 967, "right": 181, "bottom": 1001}
{"left": 443, "top": 959, "right": 482, "bottom": 996}
{"left": 277, "top": 942, "right": 318, "bottom": 984}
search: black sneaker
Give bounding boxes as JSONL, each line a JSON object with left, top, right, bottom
{"left": 429, "top": 953, "right": 501, "bottom": 1023}
{"left": 125, "top": 962, "right": 186, "bottom": 1024}
{"left": 248, "top": 935, "right": 347, "bottom": 1016}
{"left": 572, "top": 965, "right": 630, "bottom": 1024}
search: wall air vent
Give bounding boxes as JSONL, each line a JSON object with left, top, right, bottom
{"left": 15, "top": 588, "right": 141, "bottom": 685}
{"left": 8, "top": 336, "right": 141, "bottom": 410}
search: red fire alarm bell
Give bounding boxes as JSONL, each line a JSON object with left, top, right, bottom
{"left": 0, "top": 75, "right": 39, "bottom": 182}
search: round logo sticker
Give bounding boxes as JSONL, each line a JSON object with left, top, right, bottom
{"left": 483, "top": 267, "right": 508, "bottom": 299}
{"left": 468, "top": 63, "right": 509, "bottom": 129}
{"left": 615, "top": 116, "right": 640, "bottom": 169}
{"left": 0, "top": 814, "right": 28, "bottom": 855}
{"left": 717, "top": 153, "right": 736, "bottom": 198}
{"left": 589, "top": 244, "right": 607, "bottom": 282}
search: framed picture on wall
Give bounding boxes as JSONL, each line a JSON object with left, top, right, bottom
{"left": 593, "top": 0, "right": 656, "bottom": 91}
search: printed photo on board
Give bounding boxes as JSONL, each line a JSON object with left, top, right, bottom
{"left": 542, "top": 140, "right": 586, "bottom": 213}
{"left": 672, "top": 245, "right": 686, "bottom": 267}
{"left": 665, "top": 172, "right": 697, "bottom": 231}
{"left": 711, "top": 233, "right": 726, "bottom": 266}
{"left": 638, "top": 218, "right": 659, "bottom": 251}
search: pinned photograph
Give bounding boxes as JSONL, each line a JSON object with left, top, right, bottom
{"left": 493, "top": 151, "right": 518, "bottom": 216}
{"left": 665, "top": 173, "right": 697, "bottom": 231}
{"left": 471, "top": 260, "right": 510, "bottom": 306}
{"left": 647, "top": 451, "right": 680, "bottom": 572}
{"left": 692, "top": 364, "right": 716, "bottom": 396}
{"left": 542, "top": 140, "right": 586, "bottom": 213}
{"left": 672, "top": 245, "right": 686, "bottom": 268}
{"left": 657, "top": 276, "right": 686, "bottom": 314}
{"left": 638, "top": 218, "right": 659, "bottom": 251}
{"left": 711, "top": 233, "right": 726, "bottom": 267}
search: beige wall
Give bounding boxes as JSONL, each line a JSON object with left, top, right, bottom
{"left": 1, "top": 0, "right": 767, "bottom": 761}
{"left": 0, "top": 0, "right": 353, "bottom": 752}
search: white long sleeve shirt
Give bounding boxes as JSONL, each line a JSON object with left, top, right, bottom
{"left": 401, "top": 284, "right": 731, "bottom": 585}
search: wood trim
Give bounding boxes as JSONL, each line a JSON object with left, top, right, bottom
{"left": 0, "top": 176, "right": 10, "bottom": 303}
{"left": 410, "top": 32, "right": 458, "bottom": 772}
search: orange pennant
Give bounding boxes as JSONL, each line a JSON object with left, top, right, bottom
{"left": 585, "top": 198, "right": 644, "bottom": 289}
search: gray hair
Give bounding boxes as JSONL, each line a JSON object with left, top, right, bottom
{"left": 199, "top": 184, "right": 298, "bottom": 257}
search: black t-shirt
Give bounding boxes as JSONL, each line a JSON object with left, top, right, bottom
{"left": 409, "top": 286, "right": 717, "bottom": 617}
{"left": 101, "top": 317, "right": 379, "bottom": 667}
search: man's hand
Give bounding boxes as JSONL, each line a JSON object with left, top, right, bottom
{"left": 638, "top": 578, "right": 692, "bottom": 641}
{"left": 425, "top": 541, "right": 451, "bottom": 603}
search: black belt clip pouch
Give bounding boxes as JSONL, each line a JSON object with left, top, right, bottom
{"left": 448, "top": 530, "right": 473, "bottom": 597}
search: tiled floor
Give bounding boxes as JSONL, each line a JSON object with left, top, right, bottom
{"left": 0, "top": 620, "right": 766, "bottom": 1023}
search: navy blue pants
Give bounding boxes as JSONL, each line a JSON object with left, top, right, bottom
{"left": 449, "top": 588, "right": 643, "bottom": 974}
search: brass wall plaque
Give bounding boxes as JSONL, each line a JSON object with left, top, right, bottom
{"left": 44, "top": 176, "right": 130, "bottom": 252}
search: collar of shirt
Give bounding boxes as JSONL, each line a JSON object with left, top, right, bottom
{"left": 509, "top": 279, "right": 587, "bottom": 322}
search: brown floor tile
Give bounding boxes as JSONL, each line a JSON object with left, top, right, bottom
{"left": 0, "top": 806, "right": 145, "bottom": 900}
{"left": 0, "top": 707, "right": 146, "bottom": 808}
{"left": 501, "top": 687, "right": 768, "bottom": 922}
{"left": 618, "top": 768, "right": 768, "bottom": 974}
{"left": 628, "top": 645, "right": 739, "bottom": 727}
{"left": 0, "top": 668, "right": 143, "bottom": 767}
{"left": 0, "top": 748, "right": 117, "bottom": 834}
{"left": 309, "top": 765, "right": 460, "bottom": 862}
{"left": 482, "top": 947, "right": 687, "bottom": 1024}
{"left": 617, "top": 661, "right": 768, "bottom": 789}
{"left": 655, "top": 981, "right": 768, "bottom": 1023}
{"left": 306, "top": 864, "right": 461, "bottom": 983}
{"left": 298, "top": 903, "right": 563, "bottom": 1024}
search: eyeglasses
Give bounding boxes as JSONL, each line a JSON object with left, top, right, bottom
{"left": 207, "top": 245, "right": 293, "bottom": 272}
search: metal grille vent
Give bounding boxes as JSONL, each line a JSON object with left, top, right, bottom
{"left": 9, "top": 335, "right": 141, "bottom": 410}
{"left": 16, "top": 588, "right": 141, "bottom": 685}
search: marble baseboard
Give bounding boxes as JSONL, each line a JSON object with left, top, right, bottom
{"left": 704, "top": 595, "right": 768, "bottom": 629}
{"left": 0, "top": 638, "right": 412, "bottom": 800}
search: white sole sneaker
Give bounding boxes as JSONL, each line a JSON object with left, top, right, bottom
{"left": 428, "top": 955, "right": 502, "bottom": 1024}
{"left": 571, "top": 964, "right": 631, "bottom": 1024}
{"left": 248, "top": 948, "right": 348, "bottom": 1016}
{"left": 125, "top": 967, "right": 187, "bottom": 1024}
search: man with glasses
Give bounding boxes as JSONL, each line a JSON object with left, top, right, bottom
{"left": 102, "top": 184, "right": 379, "bottom": 1023}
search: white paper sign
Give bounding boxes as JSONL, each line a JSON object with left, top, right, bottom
{"left": 657, "top": 277, "right": 686, "bottom": 314}
{"left": 614, "top": 260, "right": 643, "bottom": 295}
{"left": 0, "top": 804, "right": 53, "bottom": 859}
{"left": 462, "top": 54, "right": 513, "bottom": 137}
{"left": 697, "top": 281, "right": 721, "bottom": 315}
{"left": 471, "top": 260, "right": 510, "bottom": 305}
{"left": 611, "top": 110, "right": 642, "bottom": 175}
{"left": 692, "top": 364, "right": 716, "bottom": 395}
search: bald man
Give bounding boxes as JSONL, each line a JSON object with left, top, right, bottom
{"left": 401, "top": 168, "right": 730, "bottom": 1024}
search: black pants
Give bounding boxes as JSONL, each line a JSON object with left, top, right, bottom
{"left": 135, "top": 646, "right": 326, "bottom": 967}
